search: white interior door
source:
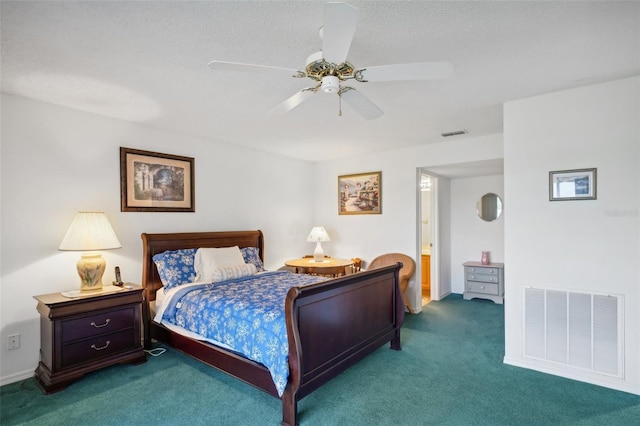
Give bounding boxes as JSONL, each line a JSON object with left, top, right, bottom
{"left": 429, "top": 174, "right": 440, "bottom": 301}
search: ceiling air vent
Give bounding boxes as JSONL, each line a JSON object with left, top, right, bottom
{"left": 441, "top": 129, "right": 468, "bottom": 137}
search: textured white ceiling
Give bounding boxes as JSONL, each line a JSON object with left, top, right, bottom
{"left": 2, "top": 1, "right": 639, "bottom": 163}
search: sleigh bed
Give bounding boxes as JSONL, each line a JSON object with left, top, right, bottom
{"left": 141, "top": 230, "right": 404, "bottom": 426}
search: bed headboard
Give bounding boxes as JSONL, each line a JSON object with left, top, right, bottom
{"left": 141, "top": 230, "right": 264, "bottom": 302}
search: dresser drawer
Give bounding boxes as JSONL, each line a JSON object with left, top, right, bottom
{"left": 62, "top": 307, "right": 135, "bottom": 343}
{"left": 61, "top": 328, "right": 137, "bottom": 368}
{"left": 467, "top": 266, "right": 499, "bottom": 275}
{"left": 466, "top": 281, "right": 499, "bottom": 296}
{"left": 467, "top": 272, "right": 499, "bottom": 283}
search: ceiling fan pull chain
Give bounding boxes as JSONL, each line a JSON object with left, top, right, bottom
{"left": 338, "top": 86, "right": 353, "bottom": 117}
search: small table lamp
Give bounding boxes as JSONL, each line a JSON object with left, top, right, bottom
{"left": 58, "top": 212, "right": 122, "bottom": 292}
{"left": 307, "top": 226, "right": 331, "bottom": 262}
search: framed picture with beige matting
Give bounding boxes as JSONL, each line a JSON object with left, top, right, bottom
{"left": 120, "top": 147, "right": 195, "bottom": 212}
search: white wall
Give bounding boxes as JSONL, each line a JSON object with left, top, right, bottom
{"left": 312, "top": 134, "right": 504, "bottom": 309}
{"left": 450, "top": 175, "right": 505, "bottom": 293}
{"left": 503, "top": 76, "right": 640, "bottom": 394}
{"left": 0, "top": 94, "right": 317, "bottom": 383}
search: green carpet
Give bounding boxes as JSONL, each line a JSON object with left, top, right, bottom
{"left": 2, "top": 294, "right": 639, "bottom": 425}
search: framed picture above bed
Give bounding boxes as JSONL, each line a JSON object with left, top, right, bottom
{"left": 549, "top": 168, "right": 597, "bottom": 201}
{"left": 338, "top": 171, "right": 381, "bottom": 215}
{"left": 120, "top": 147, "right": 195, "bottom": 212}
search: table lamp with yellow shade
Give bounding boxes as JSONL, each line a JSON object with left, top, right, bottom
{"left": 58, "top": 212, "right": 122, "bottom": 293}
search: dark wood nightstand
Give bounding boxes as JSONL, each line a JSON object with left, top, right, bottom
{"left": 33, "top": 284, "right": 146, "bottom": 393}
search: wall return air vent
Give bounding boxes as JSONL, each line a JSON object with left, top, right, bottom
{"left": 523, "top": 287, "right": 623, "bottom": 378}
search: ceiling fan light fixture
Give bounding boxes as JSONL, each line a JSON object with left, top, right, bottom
{"left": 321, "top": 75, "right": 340, "bottom": 93}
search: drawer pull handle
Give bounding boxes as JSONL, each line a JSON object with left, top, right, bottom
{"left": 90, "top": 319, "right": 111, "bottom": 328}
{"left": 91, "top": 341, "right": 111, "bottom": 351}
{"left": 480, "top": 286, "right": 485, "bottom": 289}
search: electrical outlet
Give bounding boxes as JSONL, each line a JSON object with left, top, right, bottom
{"left": 8, "top": 333, "right": 20, "bottom": 350}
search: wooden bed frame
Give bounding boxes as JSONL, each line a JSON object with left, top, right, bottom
{"left": 141, "top": 230, "right": 404, "bottom": 426}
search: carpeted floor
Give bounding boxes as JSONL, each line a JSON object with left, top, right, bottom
{"left": 1, "top": 294, "right": 639, "bottom": 425}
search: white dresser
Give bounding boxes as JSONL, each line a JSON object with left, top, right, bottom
{"left": 463, "top": 261, "right": 504, "bottom": 304}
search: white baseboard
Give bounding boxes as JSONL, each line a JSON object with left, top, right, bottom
{"left": 0, "top": 369, "right": 33, "bottom": 387}
{"left": 503, "top": 355, "right": 640, "bottom": 396}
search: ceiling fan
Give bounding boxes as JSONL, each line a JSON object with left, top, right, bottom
{"left": 208, "top": 2, "right": 452, "bottom": 120}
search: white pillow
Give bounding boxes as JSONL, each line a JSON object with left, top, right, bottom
{"left": 195, "top": 246, "right": 246, "bottom": 282}
{"left": 211, "top": 263, "right": 257, "bottom": 282}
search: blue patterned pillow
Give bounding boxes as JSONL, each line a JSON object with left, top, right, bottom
{"left": 241, "top": 247, "right": 265, "bottom": 272}
{"left": 152, "top": 248, "right": 197, "bottom": 291}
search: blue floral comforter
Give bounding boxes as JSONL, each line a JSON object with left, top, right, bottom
{"left": 155, "top": 271, "right": 328, "bottom": 396}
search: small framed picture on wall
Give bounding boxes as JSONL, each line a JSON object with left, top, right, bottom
{"left": 549, "top": 168, "right": 596, "bottom": 201}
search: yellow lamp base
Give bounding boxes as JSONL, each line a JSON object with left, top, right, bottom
{"left": 77, "top": 253, "right": 106, "bottom": 291}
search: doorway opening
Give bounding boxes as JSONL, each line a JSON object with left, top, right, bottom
{"left": 420, "top": 173, "right": 432, "bottom": 306}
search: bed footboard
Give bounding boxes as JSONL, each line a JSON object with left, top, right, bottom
{"left": 282, "top": 263, "right": 403, "bottom": 426}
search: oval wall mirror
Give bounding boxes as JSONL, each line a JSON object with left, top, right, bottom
{"left": 476, "top": 193, "right": 503, "bottom": 222}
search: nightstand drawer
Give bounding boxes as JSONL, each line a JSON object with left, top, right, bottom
{"left": 467, "top": 272, "right": 499, "bottom": 283}
{"left": 62, "top": 328, "right": 137, "bottom": 368}
{"left": 466, "top": 281, "right": 499, "bottom": 295}
{"left": 62, "top": 307, "right": 135, "bottom": 343}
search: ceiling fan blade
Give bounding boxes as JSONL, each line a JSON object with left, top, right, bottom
{"left": 322, "top": 2, "right": 359, "bottom": 65}
{"left": 356, "top": 61, "right": 453, "bottom": 82}
{"left": 267, "top": 89, "right": 316, "bottom": 116}
{"left": 340, "top": 88, "right": 383, "bottom": 120}
{"left": 208, "top": 60, "right": 303, "bottom": 77}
